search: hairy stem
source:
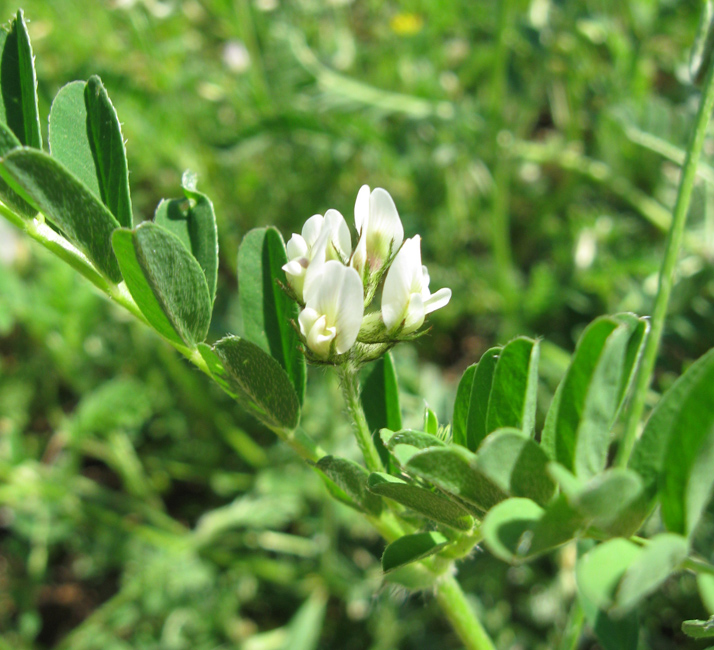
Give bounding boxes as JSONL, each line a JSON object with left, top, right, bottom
{"left": 617, "top": 59, "right": 714, "bottom": 467}
{"left": 435, "top": 575, "right": 496, "bottom": 650}
{"left": 337, "top": 365, "right": 384, "bottom": 473}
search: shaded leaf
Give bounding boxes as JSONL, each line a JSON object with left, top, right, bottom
{"left": 367, "top": 472, "right": 474, "bottom": 530}
{"left": 382, "top": 428, "right": 446, "bottom": 452}
{"left": 0, "top": 148, "right": 121, "bottom": 281}
{"left": 0, "top": 119, "right": 32, "bottom": 216}
{"left": 238, "top": 227, "right": 306, "bottom": 404}
{"left": 579, "top": 590, "right": 640, "bottom": 650}
{"left": 486, "top": 337, "right": 540, "bottom": 437}
{"left": 382, "top": 532, "right": 449, "bottom": 572}
{"left": 481, "top": 497, "right": 544, "bottom": 563}
{"left": 541, "top": 315, "right": 645, "bottom": 479}
{"left": 112, "top": 223, "right": 211, "bottom": 346}
{"left": 405, "top": 445, "right": 505, "bottom": 513}
{"left": 316, "top": 456, "right": 381, "bottom": 515}
{"left": 361, "top": 354, "right": 401, "bottom": 471}
{"left": 0, "top": 10, "right": 41, "bottom": 149}
{"left": 576, "top": 539, "right": 640, "bottom": 610}
{"left": 214, "top": 336, "right": 300, "bottom": 430}
{"left": 630, "top": 347, "right": 714, "bottom": 536}
{"left": 475, "top": 428, "right": 556, "bottom": 506}
{"left": 453, "top": 347, "right": 500, "bottom": 451}
{"left": 615, "top": 533, "right": 689, "bottom": 613}
{"left": 154, "top": 170, "right": 218, "bottom": 301}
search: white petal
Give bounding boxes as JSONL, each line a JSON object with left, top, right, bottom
{"left": 354, "top": 184, "right": 370, "bottom": 233}
{"left": 382, "top": 237, "right": 427, "bottom": 332}
{"left": 333, "top": 266, "right": 364, "bottom": 353}
{"left": 298, "top": 307, "right": 321, "bottom": 339}
{"left": 286, "top": 234, "right": 308, "bottom": 260}
{"left": 421, "top": 265, "right": 431, "bottom": 294}
{"left": 369, "top": 188, "right": 404, "bottom": 252}
{"left": 324, "top": 209, "right": 352, "bottom": 260}
{"left": 305, "top": 259, "right": 344, "bottom": 323}
{"left": 302, "top": 214, "right": 325, "bottom": 247}
{"left": 282, "top": 259, "right": 306, "bottom": 277}
{"left": 402, "top": 292, "right": 426, "bottom": 334}
{"left": 307, "top": 314, "right": 337, "bottom": 357}
{"left": 423, "top": 287, "right": 451, "bottom": 315}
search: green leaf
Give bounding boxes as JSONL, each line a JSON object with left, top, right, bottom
{"left": 700, "top": 574, "right": 714, "bottom": 615}
{"left": 381, "top": 532, "right": 449, "bottom": 572}
{"left": 576, "top": 539, "right": 641, "bottom": 610}
{"left": 154, "top": 170, "right": 218, "bottom": 301}
{"left": 481, "top": 496, "right": 583, "bottom": 563}
{"left": 579, "top": 590, "right": 640, "bottom": 650}
{"left": 316, "top": 456, "right": 381, "bottom": 515}
{"left": 238, "top": 227, "right": 306, "bottom": 404}
{"left": 197, "top": 343, "right": 236, "bottom": 397}
{"left": 85, "top": 76, "right": 133, "bottom": 228}
{"left": 475, "top": 428, "right": 556, "bottom": 506}
{"left": 0, "top": 148, "right": 121, "bottom": 281}
{"left": 112, "top": 223, "right": 211, "bottom": 346}
{"left": 382, "top": 428, "right": 446, "bottom": 452}
{"left": 367, "top": 472, "right": 474, "bottom": 530}
{"left": 279, "top": 590, "right": 327, "bottom": 650}
{"left": 0, "top": 10, "right": 41, "bottom": 149}
{"left": 615, "top": 533, "right": 689, "bottom": 613}
{"left": 481, "top": 497, "right": 544, "bottom": 563}
{"left": 0, "top": 120, "right": 32, "bottom": 216}
{"left": 452, "top": 347, "right": 500, "bottom": 451}
{"left": 683, "top": 617, "right": 714, "bottom": 639}
{"left": 630, "top": 347, "right": 714, "bottom": 536}
{"left": 361, "top": 354, "right": 402, "bottom": 470}
{"left": 405, "top": 445, "right": 505, "bottom": 513}
{"left": 486, "top": 337, "right": 540, "bottom": 437}
{"left": 213, "top": 336, "right": 300, "bottom": 431}
{"left": 541, "top": 315, "right": 644, "bottom": 480}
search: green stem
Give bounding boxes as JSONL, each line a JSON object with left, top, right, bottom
{"left": 616, "top": 61, "right": 714, "bottom": 467}
{"left": 337, "top": 365, "right": 384, "bottom": 473}
{"left": 683, "top": 556, "right": 714, "bottom": 577}
{"left": 434, "top": 575, "right": 496, "bottom": 650}
{"left": 558, "top": 598, "right": 585, "bottom": 650}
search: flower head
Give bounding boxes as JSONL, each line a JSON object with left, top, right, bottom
{"left": 282, "top": 209, "right": 351, "bottom": 301}
{"left": 382, "top": 236, "right": 451, "bottom": 334}
{"left": 351, "top": 185, "right": 404, "bottom": 280}
{"left": 298, "top": 260, "right": 364, "bottom": 358}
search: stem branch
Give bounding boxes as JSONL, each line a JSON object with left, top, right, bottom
{"left": 617, "top": 61, "right": 714, "bottom": 467}
{"left": 435, "top": 575, "right": 496, "bottom": 650}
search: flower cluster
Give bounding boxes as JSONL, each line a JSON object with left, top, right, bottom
{"left": 283, "top": 185, "right": 451, "bottom": 363}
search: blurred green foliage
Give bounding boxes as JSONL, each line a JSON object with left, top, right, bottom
{"left": 2, "top": 0, "right": 714, "bottom": 648}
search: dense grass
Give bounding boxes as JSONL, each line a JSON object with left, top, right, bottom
{"left": 1, "top": 1, "right": 713, "bottom": 648}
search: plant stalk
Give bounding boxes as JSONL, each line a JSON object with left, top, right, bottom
{"left": 435, "top": 574, "right": 496, "bottom": 650}
{"left": 617, "top": 58, "right": 714, "bottom": 467}
{"left": 337, "top": 365, "right": 384, "bottom": 473}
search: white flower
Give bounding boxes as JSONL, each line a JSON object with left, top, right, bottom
{"left": 382, "top": 236, "right": 451, "bottom": 334}
{"left": 282, "top": 210, "right": 351, "bottom": 300}
{"left": 351, "top": 185, "right": 404, "bottom": 278}
{"left": 298, "top": 260, "right": 364, "bottom": 358}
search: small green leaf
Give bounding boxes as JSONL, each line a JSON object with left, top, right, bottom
{"left": 423, "top": 405, "right": 439, "bottom": 435}
{"left": 316, "top": 456, "right": 381, "bottom": 515}
{"left": 361, "top": 354, "right": 402, "bottom": 470}
{"left": 453, "top": 347, "right": 500, "bottom": 451}
{"left": 615, "top": 533, "right": 689, "bottom": 613}
{"left": 405, "top": 445, "right": 505, "bottom": 513}
{"left": 382, "top": 429, "right": 446, "bottom": 452}
{"left": 49, "top": 82, "right": 102, "bottom": 199}
{"left": 576, "top": 539, "right": 641, "bottom": 611}
{"left": 0, "top": 10, "right": 41, "bottom": 149}
{"left": 541, "top": 315, "right": 644, "bottom": 479}
{"left": 280, "top": 590, "right": 327, "bottom": 650}
{"left": 486, "top": 337, "right": 540, "bottom": 437}
{"left": 0, "top": 148, "right": 121, "bottom": 281}
{"left": 700, "top": 574, "right": 714, "bottom": 615}
{"left": 154, "top": 170, "right": 218, "bottom": 301}
{"left": 238, "top": 227, "right": 306, "bottom": 404}
{"left": 85, "top": 76, "right": 133, "bottom": 228}
{"left": 382, "top": 532, "right": 449, "bottom": 572}
{"left": 0, "top": 120, "right": 32, "bottom": 216}
{"left": 630, "top": 347, "right": 714, "bottom": 536}
{"left": 112, "top": 223, "right": 211, "bottom": 346}
{"left": 683, "top": 617, "right": 714, "bottom": 639}
{"left": 475, "top": 428, "right": 556, "bottom": 506}
{"left": 214, "top": 336, "right": 300, "bottom": 430}
{"left": 481, "top": 497, "right": 544, "bottom": 563}
{"left": 367, "top": 472, "right": 474, "bottom": 530}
